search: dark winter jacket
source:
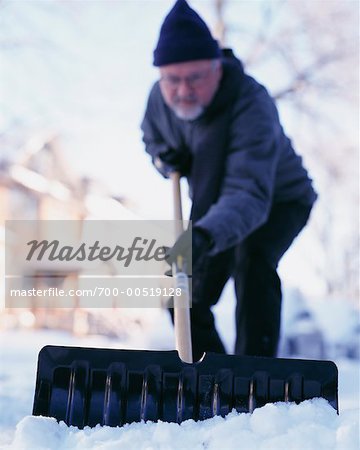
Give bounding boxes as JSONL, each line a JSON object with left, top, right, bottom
{"left": 141, "top": 49, "right": 317, "bottom": 254}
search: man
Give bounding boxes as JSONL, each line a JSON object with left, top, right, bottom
{"left": 141, "top": 0, "right": 317, "bottom": 361}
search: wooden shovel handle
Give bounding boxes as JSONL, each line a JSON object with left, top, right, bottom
{"left": 169, "top": 172, "right": 193, "bottom": 363}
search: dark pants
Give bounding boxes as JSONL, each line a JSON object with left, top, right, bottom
{"left": 171, "top": 201, "right": 312, "bottom": 362}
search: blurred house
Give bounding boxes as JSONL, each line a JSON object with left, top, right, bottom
{"left": 279, "top": 287, "right": 360, "bottom": 360}
{"left": 0, "top": 131, "right": 140, "bottom": 335}
{"left": 279, "top": 288, "right": 325, "bottom": 359}
{"left": 315, "top": 300, "right": 360, "bottom": 360}
{"left": 281, "top": 310, "right": 326, "bottom": 359}
{"left": 0, "top": 132, "right": 87, "bottom": 221}
{"left": 328, "top": 322, "right": 360, "bottom": 360}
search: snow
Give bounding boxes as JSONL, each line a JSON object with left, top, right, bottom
{"left": 7, "top": 399, "right": 357, "bottom": 450}
{"left": 0, "top": 325, "right": 359, "bottom": 450}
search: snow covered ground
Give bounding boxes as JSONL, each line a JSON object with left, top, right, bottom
{"left": 8, "top": 398, "right": 358, "bottom": 450}
{"left": 0, "top": 313, "right": 359, "bottom": 450}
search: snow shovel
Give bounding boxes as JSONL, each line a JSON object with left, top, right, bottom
{"left": 32, "top": 173, "right": 339, "bottom": 428}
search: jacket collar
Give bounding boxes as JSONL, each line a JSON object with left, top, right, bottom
{"left": 201, "top": 49, "right": 244, "bottom": 119}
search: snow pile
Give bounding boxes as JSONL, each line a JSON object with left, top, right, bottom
{"left": 8, "top": 399, "right": 357, "bottom": 450}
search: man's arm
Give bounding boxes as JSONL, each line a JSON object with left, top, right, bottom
{"left": 141, "top": 98, "right": 172, "bottom": 177}
{"left": 196, "top": 89, "right": 282, "bottom": 254}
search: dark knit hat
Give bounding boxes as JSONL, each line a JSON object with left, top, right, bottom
{"left": 153, "top": 0, "right": 220, "bottom": 67}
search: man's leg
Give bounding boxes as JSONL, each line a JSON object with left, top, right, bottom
{"left": 234, "top": 202, "right": 312, "bottom": 357}
{"left": 234, "top": 253, "right": 282, "bottom": 356}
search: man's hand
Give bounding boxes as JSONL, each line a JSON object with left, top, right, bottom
{"left": 166, "top": 227, "right": 213, "bottom": 275}
{"left": 154, "top": 148, "right": 192, "bottom": 178}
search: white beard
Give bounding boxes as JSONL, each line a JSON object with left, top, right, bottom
{"left": 172, "top": 104, "right": 204, "bottom": 121}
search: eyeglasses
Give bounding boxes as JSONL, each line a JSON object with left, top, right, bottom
{"left": 159, "top": 68, "right": 214, "bottom": 89}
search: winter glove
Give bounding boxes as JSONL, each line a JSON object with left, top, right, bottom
{"left": 154, "top": 147, "right": 192, "bottom": 178}
{"left": 165, "top": 227, "right": 213, "bottom": 275}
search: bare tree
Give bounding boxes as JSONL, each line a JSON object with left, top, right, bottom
{"left": 213, "top": 0, "right": 227, "bottom": 46}
{"left": 211, "top": 0, "right": 359, "bottom": 302}
{"left": 0, "top": 0, "right": 87, "bottom": 133}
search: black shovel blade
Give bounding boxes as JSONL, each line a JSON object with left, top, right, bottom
{"left": 33, "top": 346, "right": 338, "bottom": 428}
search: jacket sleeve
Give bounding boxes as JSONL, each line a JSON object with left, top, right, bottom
{"left": 196, "top": 88, "right": 282, "bottom": 254}
{"left": 141, "top": 84, "right": 193, "bottom": 178}
{"left": 141, "top": 85, "right": 170, "bottom": 161}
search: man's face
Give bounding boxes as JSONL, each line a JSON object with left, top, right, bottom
{"left": 159, "top": 59, "right": 222, "bottom": 121}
